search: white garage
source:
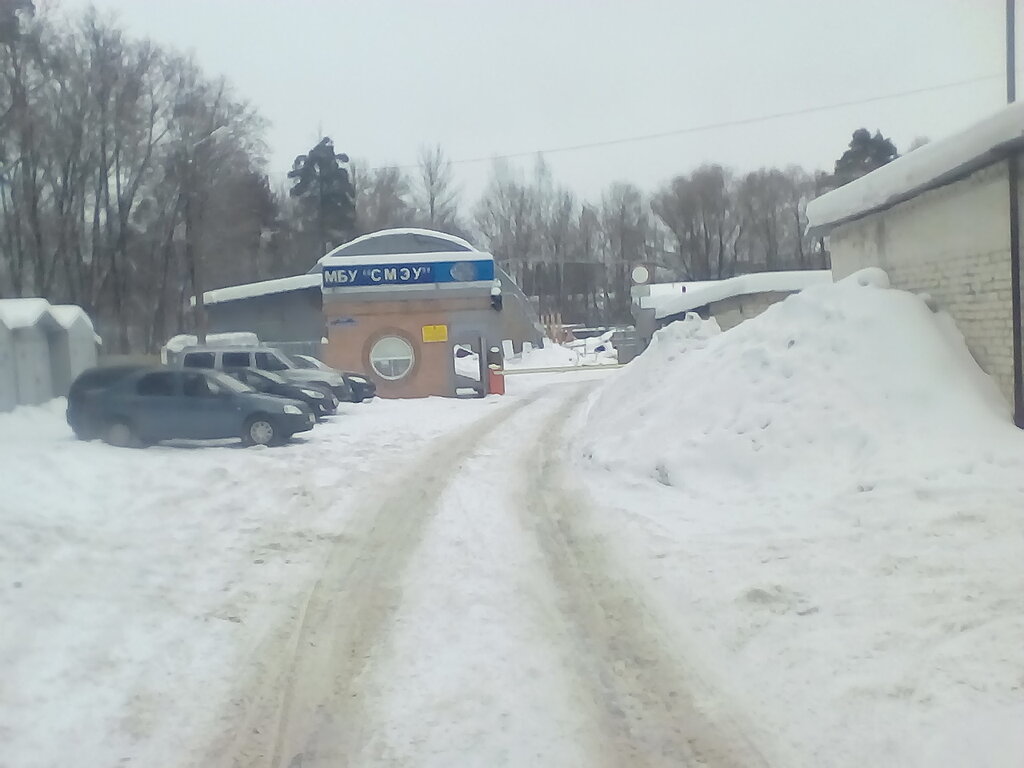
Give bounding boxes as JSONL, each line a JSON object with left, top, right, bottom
{"left": 0, "top": 299, "right": 99, "bottom": 412}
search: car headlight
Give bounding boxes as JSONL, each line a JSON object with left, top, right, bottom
{"left": 349, "top": 376, "right": 367, "bottom": 384}
{"left": 283, "top": 405, "right": 302, "bottom": 415}
{"left": 301, "top": 388, "right": 325, "bottom": 399}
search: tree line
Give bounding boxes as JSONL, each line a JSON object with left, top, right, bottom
{"left": 0, "top": 2, "right": 903, "bottom": 350}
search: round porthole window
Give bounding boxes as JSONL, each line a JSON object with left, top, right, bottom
{"left": 369, "top": 335, "right": 415, "bottom": 380}
{"left": 449, "top": 261, "right": 476, "bottom": 281}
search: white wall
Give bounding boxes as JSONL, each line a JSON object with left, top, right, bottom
{"left": 828, "top": 161, "right": 1015, "bottom": 403}
{"left": 13, "top": 326, "right": 54, "bottom": 405}
{"left": 48, "top": 320, "right": 97, "bottom": 396}
{"left": 0, "top": 325, "right": 16, "bottom": 412}
{"left": 710, "top": 291, "right": 794, "bottom": 331}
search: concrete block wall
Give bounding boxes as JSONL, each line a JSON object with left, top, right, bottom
{"left": 828, "top": 161, "right": 1016, "bottom": 403}
{"left": 710, "top": 291, "right": 794, "bottom": 331}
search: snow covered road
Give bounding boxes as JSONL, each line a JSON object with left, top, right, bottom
{"left": 208, "top": 380, "right": 755, "bottom": 768}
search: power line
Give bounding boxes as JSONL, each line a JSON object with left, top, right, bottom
{"left": 370, "top": 73, "right": 1004, "bottom": 171}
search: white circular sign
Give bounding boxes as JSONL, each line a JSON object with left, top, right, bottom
{"left": 631, "top": 265, "right": 650, "bottom": 284}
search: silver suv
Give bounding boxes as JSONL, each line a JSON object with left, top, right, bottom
{"left": 176, "top": 345, "right": 352, "bottom": 402}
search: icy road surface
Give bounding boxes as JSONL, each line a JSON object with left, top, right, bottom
{"left": 0, "top": 375, "right": 758, "bottom": 768}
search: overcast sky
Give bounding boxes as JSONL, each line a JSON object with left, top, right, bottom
{"left": 62, "top": 0, "right": 1009, "bottom": 202}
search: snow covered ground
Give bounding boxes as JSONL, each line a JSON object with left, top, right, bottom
{"left": 0, "top": 395, "right": 517, "bottom": 768}
{"left": 504, "top": 336, "right": 618, "bottom": 370}
{"left": 577, "top": 269, "right": 1024, "bottom": 766}
{"left": 3, "top": 268, "right": 1023, "bottom": 767}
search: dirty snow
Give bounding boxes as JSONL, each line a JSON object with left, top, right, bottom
{"left": 577, "top": 267, "right": 1024, "bottom": 766}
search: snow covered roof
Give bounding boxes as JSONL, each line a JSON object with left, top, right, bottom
{"left": 48, "top": 304, "right": 95, "bottom": 331}
{"left": 653, "top": 270, "right": 832, "bottom": 320}
{"left": 200, "top": 274, "right": 320, "bottom": 306}
{"left": 320, "top": 249, "right": 493, "bottom": 268}
{"left": 324, "top": 228, "right": 477, "bottom": 257}
{"left": 163, "top": 332, "right": 260, "bottom": 357}
{"left": 0, "top": 298, "right": 59, "bottom": 330}
{"left": 807, "top": 101, "right": 1024, "bottom": 235}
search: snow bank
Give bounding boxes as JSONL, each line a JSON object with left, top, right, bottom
{"left": 578, "top": 269, "right": 1024, "bottom": 766}
{"left": 585, "top": 267, "right": 1011, "bottom": 496}
{"left": 505, "top": 335, "right": 618, "bottom": 371}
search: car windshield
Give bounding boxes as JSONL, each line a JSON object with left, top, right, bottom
{"left": 210, "top": 371, "right": 252, "bottom": 394}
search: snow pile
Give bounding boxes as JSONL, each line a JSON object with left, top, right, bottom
{"left": 578, "top": 268, "right": 1024, "bottom": 766}
{"left": 566, "top": 330, "right": 618, "bottom": 365}
{"left": 504, "top": 340, "right": 582, "bottom": 369}
{"left": 584, "top": 267, "right": 1011, "bottom": 497}
{"left": 505, "top": 334, "right": 619, "bottom": 370}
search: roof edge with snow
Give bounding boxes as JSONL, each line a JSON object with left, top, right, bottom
{"left": 806, "top": 101, "right": 1024, "bottom": 236}
{"left": 0, "top": 298, "right": 94, "bottom": 332}
{"left": 652, "top": 270, "right": 832, "bottom": 320}
{"left": 200, "top": 274, "right": 321, "bottom": 306}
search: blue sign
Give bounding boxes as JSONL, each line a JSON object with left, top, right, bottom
{"left": 322, "top": 259, "right": 495, "bottom": 288}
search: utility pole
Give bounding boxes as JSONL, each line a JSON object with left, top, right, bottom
{"left": 184, "top": 125, "right": 228, "bottom": 345}
{"left": 1008, "top": 0, "right": 1023, "bottom": 426}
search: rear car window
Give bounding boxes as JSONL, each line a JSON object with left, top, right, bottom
{"left": 182, "top": 352, "right": 215, "bottom": 368}
{"left": 222, "top": 352, "right": 251, "bottom": 367}
{"left": 254, "top": 351, "right": 289, "bottom": 372}
{"left": 136, "top": 372, "right": 177, "bottom": 396}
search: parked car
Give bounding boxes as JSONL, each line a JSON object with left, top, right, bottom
{"left": 72, "top": 367, "right": 314, "bottom": 447}
{"left": 176, "top": 345, "right": 353, "bottom": 402}
{"left": 224, "top": 367, "right": 337, "bottom": 420}
{"left": 288, "top": 353, "right": 377, "bottom": 402}
{"left": 67, "top": 365, "right": 148, "bottom": 440}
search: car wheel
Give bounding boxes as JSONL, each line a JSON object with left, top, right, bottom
{"left": 105, "top": 419, "right": 139, "bottom": 448}
{"left": 243, "top": 415, "right": 279, "bottom": 447}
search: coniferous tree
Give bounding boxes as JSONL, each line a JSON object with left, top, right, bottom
{"left": 832, "top": 128, "right": 898, "bottom": 186}
{"left": 288, "top": 136, "right": 356, "bottom": 255}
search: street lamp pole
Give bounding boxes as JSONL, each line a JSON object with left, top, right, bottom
{"left": 1007, "top": 0, "right": 1023, "bottom": 426}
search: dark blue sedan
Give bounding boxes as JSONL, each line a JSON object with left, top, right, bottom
{"left": 69, "top": 367, "right": 315, "bottom": 447}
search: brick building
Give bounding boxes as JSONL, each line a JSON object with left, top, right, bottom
{"left": 807, "top": 101, "right": 1024, "bottom": 408}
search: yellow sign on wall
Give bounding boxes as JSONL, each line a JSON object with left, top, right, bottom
{"left": 422, "top": 324, "right": 449, "bottom": 343}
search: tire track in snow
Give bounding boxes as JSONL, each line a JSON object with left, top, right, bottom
{"left": 521, "top": 395, "right": 770, "bottom": 768}
{"left": 207, "top": 393, "right": 539, "bottom": 768}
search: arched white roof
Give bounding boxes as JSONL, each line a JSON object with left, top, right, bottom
{"left": 330, "top": 228, "right": 477, "bottom": 255}
{"left": 312, "top": 229, "right": 478, "bottom": 272}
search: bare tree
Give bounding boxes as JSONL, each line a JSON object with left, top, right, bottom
{"left": 0, "top": 5, "right": 270, "bottom": 351}
{"left": 412, "top": 143, "right": 459, "bottom": 231}
{"left": 353, "top": 162, "right": 414, "bottom": 234}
